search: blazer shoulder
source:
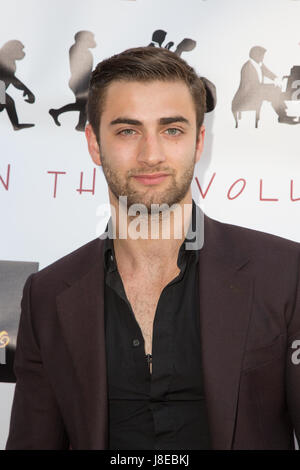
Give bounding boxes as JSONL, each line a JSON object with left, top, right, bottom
{"left": 30, "top": 236, "right": 104, "bottom": 290}
{"left": 204, "top": 212, "right": 300, "bottom": 259}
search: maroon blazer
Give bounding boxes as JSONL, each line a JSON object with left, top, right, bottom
{"left": 5, "top": 212, "right": 300, "bottom": 449}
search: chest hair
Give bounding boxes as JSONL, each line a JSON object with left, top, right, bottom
{"left": 119, "top": 266, "right": 180, "bottom": 373}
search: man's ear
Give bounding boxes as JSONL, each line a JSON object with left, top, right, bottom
{"left": 85, "top": 123, "right": 102, "bottom": 166}
{"left": 195, "top": 125, "right": 205, "bottom": 164}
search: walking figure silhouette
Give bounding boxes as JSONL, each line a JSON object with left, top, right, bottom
{"left": 49, "top": 31, "right": 96, "bottom": 132}
{"left": 0, "top": 40, "right": 35, "bottom": 130}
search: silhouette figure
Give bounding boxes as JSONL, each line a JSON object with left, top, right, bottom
{"left": 49, "top": 31, "right": 96, "bottom": 131}
{"left": 148, "top": 31, "right": 196, "bottom": 57}
{"left": 148, "top": 29, "right": 216, "bottom": 113}
{"left": 0, "top": 40, "right": 35, "bottom": 130}
{"left": 149, "top": 30, "right": 167, "bottom": 48}
{"left": 174, "top": 38, "right": 197, "bottom": 56}
{"left": 232, "top": 45, "right": 297, "bottom": 127}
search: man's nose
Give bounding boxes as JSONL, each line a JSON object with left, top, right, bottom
{"left": 136, "top": 134, "right": 166, "bottom": 166}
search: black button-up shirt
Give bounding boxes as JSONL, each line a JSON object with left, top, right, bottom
{"left": 103, "top": 199, "right": 211, "bottom": 450}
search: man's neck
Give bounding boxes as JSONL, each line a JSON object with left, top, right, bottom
{"left": 108, "top": 193, "right": 194, "bottom": 274}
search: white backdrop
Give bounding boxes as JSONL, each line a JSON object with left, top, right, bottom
{"left": 1, "top": 0, "right": 300, "bottom": 449}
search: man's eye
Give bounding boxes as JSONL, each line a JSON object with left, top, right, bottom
{"left": 118, "top": 129, "right": 136, "bottom": 136}
{"left": 165, "top": 128, "right": 182, "bottom": 136}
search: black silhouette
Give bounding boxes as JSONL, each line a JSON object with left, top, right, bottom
{"left": 232, "top": 45, "right": 298, "bottom": 127}
{"left": 49, "top": 31, "right": 96, "bottom": 132}
{"left": 149, "top": 30, "right": 168, "bottom": 48}
{"left": 148, "top": 29, "right": 216, "bottom": 113}
{"left": 0, "top": 40, "right": 35, "bottom": 130}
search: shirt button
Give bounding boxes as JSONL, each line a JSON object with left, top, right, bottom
{"left": 110, "top": 254, "right": 113, "bottom": 261}
{"left": 132, "top": 339, "right": 140, "bottom": 347}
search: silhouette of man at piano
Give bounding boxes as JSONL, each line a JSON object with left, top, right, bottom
{"left": 232, "top": 45, "right": 299, "bottom": 127}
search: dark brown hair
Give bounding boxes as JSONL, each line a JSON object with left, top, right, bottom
{"left": 86, "top": 46, "right": 207, "bottom": 144}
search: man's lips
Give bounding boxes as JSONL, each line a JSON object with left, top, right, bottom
{"left": 132, "top": 173, "right": 170, "bottom": 185}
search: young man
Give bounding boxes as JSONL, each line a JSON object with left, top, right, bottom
{"left": 5, "top": 47, "right": 300, "bottom": 450}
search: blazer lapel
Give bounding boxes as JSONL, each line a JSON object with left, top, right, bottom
{"left": 198, "top": 217, "right": 254, "bottom": 449}
{"left": 56, "top": 241, "right": 108, "bottom": 449}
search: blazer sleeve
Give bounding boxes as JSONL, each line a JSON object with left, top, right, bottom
{"left": 5, "top": 273, "right": 70, "bottom": 450}
{"left": 286, "top": 247, "right": 300, "bottom": 448}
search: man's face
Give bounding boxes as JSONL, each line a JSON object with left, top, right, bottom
{"left": 86, "top": 79, "right": 205, "bottom": 212}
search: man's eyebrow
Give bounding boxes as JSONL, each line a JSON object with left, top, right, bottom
{"left": 109, "top": 116, "right": 191, "bottom": 126}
